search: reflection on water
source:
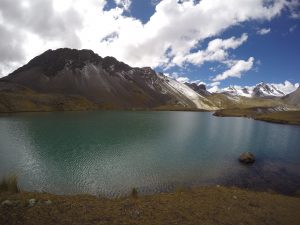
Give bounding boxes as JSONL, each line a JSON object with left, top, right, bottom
{"left": 0, "top": 111, "right": 300, "bottom": 196}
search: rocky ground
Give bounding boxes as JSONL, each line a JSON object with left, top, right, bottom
{"left": 1, "top": 186, "right": 300, "bottom": 225}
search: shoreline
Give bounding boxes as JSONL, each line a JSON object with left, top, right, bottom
{"left": 1, "top": 186, "right": 300, "bottom": 225}
{"left": 1, "top": 108, "right": 300, "bottom": 127}
{"left": 213, "top": 109, "right": 300, "bottom": 126}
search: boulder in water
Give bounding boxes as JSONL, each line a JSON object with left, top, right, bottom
{"left": 239, "top": 152, "right": 255, "bottom": 164}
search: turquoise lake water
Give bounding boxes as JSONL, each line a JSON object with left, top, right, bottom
{"left": 0, "top": 111, "right": 300, "bottom": 196}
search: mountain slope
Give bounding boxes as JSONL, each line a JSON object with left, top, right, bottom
{"left": 283, "top": 87, "right": 300, "bottom": 106}
{"left": 252, "top": 82, "right": 285, "bottom": 97}
{"left": 0, "top": 81, "right": 97, "bottom": 113}
{"left": 1, "top": 48, "right": 216, "bottom": 111}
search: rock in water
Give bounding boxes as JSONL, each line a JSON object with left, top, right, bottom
{"left": 239, "top": 152, "right": 255, "bottom": 164}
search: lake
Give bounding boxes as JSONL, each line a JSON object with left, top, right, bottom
{"left": 0, "top": 111, "right": 300, "bottom": 197}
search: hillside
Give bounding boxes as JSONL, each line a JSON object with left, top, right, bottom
{"left": 283, "top": 87, "right": 300, "bottom": 107}
{"left": 0, "top": 48, "right": 298, "bottom": 113}
{"left": 1, "top": 48, "right": 216, "bottom": 111}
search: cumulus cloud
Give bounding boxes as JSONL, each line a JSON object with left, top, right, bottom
{"left": 208, "top": 85, "right": 222, "bottom": 93}
{"left": 0, "top": 0, "right": 291, "bottom": 77}
{"left": 0, "top": 0, "right": 86, "bottom": 75}
{"left": 172, "top": 33, "right": 248, "bottom": 66}
{"left": 286, "top": 0, "right": 300, "bottom": 19}
{"left": 213, "top": 57, "right": 255, "bottom": 81}
{"left": 209, "top": 82, "right": 221, "bottom": 87}
{"left": 165, "top": 72, "right": 190, "bottom": 83}
{"left": 115, "top": 0, "right": 132, "bottom": 11}
{"left": 257, "top": 28, "right": 271, "bottom": 35}
{"left": 176, "top": 77, "right": 190, "bottom": 83}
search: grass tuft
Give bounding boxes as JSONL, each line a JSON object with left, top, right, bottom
{"left": 0, "top": 175, "right": 20, "bottom": 193}
{"left": 130, "top": 187, "right": 138, "bottom": 198}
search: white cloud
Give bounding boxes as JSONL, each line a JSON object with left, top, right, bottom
{"left": 289, "top": 24, "right": 298, "bottom": 32}
{"left": 207, "top": 85, "right": 221, "bottom": 93}
{"left": 173, "top": 33, "right": 248, "bottom": 66}
{"left": 213, "top": 57, "right": 254, "bottom": 81}
{"left": 115, "top": 0, "right": 132, "bottom": 11}
{"left": 176, "top": 77, "right": 190, "bottom": 83}
{"left": 165, "top": 72, "right": 190, "bottom": 83}
{"left": 286, "top": 0, "right": 300, "bottom": 19}
{"left": 0, "top": 0, "right": 290, "bottom": 77}
{"left": 257, "top": 27, "right": 271, "bottom": 35}
{"left": 209, "top": 82, "right": 221, "bottom": 87}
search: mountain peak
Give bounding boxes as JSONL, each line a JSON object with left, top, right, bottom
{"left": 9, "top": 48, "right": 103, "bottom": 78}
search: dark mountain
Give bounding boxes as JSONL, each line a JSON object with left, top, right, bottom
{"left": 1, "top": 48, "right": 215, "bottom": 111}
{"left": 185, "top": 83, "right": 211, "bottom": 96}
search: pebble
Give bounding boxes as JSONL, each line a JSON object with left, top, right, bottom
{"left": 45, "top": 200, "right": 52, "bottom": 205}
{"left": 1, "top": 200, "right": 13, "bottom": 207}
{"left": 233, "top": 195, "right": 238, "bottom": 200}
{"left": 28, "top": 199, "right": 37, "bottom": 207}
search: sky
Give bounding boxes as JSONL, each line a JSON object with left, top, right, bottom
{"left": 0, "top": 0, "right": 299, "bottom": 91}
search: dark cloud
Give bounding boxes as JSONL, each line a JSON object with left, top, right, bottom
{"left": 0, "top": 0, "right": 82, "bottom": 76}
{"left": 0, "top": 25, "right": 25, "bottom": 63}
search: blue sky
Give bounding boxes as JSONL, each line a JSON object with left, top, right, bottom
{"left": 0, "top": 0, "right": 299, "bottom": 90}
{"left": 106, "top": 0, "right": 300, "bottom": 89}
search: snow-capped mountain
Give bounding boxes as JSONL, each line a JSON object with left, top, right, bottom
{"left": 0, "top": 48, "right": 298, "bottom": 113}
{"left": 252, "top": 82, "right": 285, "bottom": 97}
{"left": 222, "top": 86, "right": 253, "bottom": 97}
{"left": 213, "top": 82, "right": 299, "bottom": 98}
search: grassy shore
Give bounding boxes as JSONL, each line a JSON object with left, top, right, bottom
{"left": 214, "top": 109, "right": 300, "bottom": 125}
{"left": 1, "top": 186, "right": 300, "bottom": 225}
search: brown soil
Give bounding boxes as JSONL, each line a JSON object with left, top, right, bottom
{"left": 1, "top": 186, "right": 300, "bottom": 225}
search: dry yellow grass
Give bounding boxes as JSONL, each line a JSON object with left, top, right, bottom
{"left": 214, "top": 108, "right": 300, "bottom": 125}
{"left": 1, "top": 186, "right": 300, "bottom": 225}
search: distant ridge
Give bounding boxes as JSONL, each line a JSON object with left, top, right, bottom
{"left": 0, "top": 48, "right": 299, "bottom": 113}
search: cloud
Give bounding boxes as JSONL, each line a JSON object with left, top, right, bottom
{"left": 209, "top": 82, "right": 221, "bottom": 87}
{"left": 286, "top": 0, "right": 300, "bottom": 19}
{"left": 207, "top": 85, "right": 221, "bottom": 93}
{"left": 257, "top": 28, "right": 271, "bottom": 35}
{"left": 213, "top": 57, "right": 254, "bottom": 81}
{"left": 0, "top": 0, "right": 86, "bottom": 76}
{"left": 165, "top": 72, "right": 190, "bottom": 83}
{"left": 0, "top": 0, "right": 290, "bottom": 77}
{"left": 289, "top": 24, "right": 298, "bottom": 32}
{"left": 173, "top": 33, "right": 248, "bottom": 66}
{"left": 176, "top": 77, "right": 190, "bottom": 83}
{"left": 115, "top": 0, "right": 132, "bottom": 11}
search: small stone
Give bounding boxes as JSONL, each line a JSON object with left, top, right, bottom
{"left": 28, "top": 199, "right": 37, "bottom": 207}
{"left": 45, "top": 200, "right": 52, "bottom": 205}
{"left": 1, "top": 200, "right": 13, "bottom": 207}
{"left": 233, "top": 195, "right": 238, "bottom": 200}
{"left": 239, "top": 152, "right": 255, "bottom": 164}
{"left": 216, "top": 185, "right": 221, "bottom": 188}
